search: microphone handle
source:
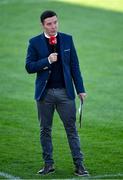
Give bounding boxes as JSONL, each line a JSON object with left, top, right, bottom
{"left": 53, "top": 44, "right": 56, "bottom": 53}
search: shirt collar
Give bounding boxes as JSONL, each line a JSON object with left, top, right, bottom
{"left": 44, "top": 32, "right": 57, "bottom": 38}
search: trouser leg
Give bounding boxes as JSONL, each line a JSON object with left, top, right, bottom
{"left": 36, "top": 90, "right": 55, "bottom": 165}
{"left": 55, "top": 89, "right": 83, "bottom": 166}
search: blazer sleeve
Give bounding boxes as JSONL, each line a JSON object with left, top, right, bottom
{"left": 25, "top": 39, "right": 51, "bottom": 74}
{"left": 70, "top": 37, "right": 86, "bottom": 93}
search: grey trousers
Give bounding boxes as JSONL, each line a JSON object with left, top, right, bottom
{"left": 36, "top": 88, "right": 83, "bottom": 167}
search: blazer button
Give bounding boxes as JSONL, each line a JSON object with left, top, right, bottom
{"left": 49, "top": 70, "right": 51, "bottom": 74}
{"left": 45, "top": 80, "right": 48, "bottom": 83}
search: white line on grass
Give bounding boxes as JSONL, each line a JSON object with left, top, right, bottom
{"left": 1, "top": 171, "right": 123, "bottom": 179}
{"left": 91, "top": 173, "right": 123, "bottom": 179}
{"left": 0, "top": 171, "right": 21, "bottom": 179}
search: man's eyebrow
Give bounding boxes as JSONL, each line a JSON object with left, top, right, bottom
{"left": 47, "top": 22, "right": 52, "bottom": 25}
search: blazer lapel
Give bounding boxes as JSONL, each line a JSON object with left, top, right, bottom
{"left": 58, "top": 32, "right": 65, "bottom": 63}
{"left": 40, "top": 33, "right": 49, "bottom": 56}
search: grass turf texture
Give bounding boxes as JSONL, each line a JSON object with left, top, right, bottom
{"left": 0, "top": 0, "right": 123, "bottom": 179}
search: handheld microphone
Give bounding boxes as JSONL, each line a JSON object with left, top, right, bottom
{"left": 49, "top": 36, "right": 57, "bottom": 52}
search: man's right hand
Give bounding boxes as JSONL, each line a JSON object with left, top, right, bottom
{"left": 48, "top": 53, "right": 58, "bottom": 64}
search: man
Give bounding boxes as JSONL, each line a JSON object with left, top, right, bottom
{"left": 25, "top": 10, "right": 89, "bottom": 177}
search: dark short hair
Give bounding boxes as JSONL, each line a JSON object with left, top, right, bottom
{"left": 40, "top": 10, "right": 57, "bottom": 24}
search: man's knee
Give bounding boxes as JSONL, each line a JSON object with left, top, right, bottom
{"left": 41, "top": 127, "right": 52, "bottom": 137}
{"left": 65, "top": 124, "right": 78, "bottom": 137}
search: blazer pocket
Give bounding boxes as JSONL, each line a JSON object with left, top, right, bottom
{"left": 64, "top": 49, "right": 70, "bottom": 52}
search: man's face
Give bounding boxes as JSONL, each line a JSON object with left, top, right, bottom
{"left": 42, "top": 16, "right": 58, "bottom": 36}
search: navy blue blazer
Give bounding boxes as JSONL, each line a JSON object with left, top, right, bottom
{"left": 25, "top": 32, "right": 85, "bottom": 100}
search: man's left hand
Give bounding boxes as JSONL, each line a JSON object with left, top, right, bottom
{"left": 78, "top": 93, "right": 87, "bottom": 101}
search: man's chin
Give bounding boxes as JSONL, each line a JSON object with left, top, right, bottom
{"left": 50, "top": 32, "right": 57, "bottom": 36}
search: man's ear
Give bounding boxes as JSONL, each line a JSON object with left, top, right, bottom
{"left": 40, "top": 22, "right": 43, "bottom": 26}
{"left": 40, "top": 22, "right": 44, "bottom": 30}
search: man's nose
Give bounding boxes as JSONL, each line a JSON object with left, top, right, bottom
{"left": 51, "top": 24, "right": 56, "bottom": 29}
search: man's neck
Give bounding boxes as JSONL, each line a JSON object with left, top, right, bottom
{"left": 44, "top": 32, "right": 57, "bottom": 38}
